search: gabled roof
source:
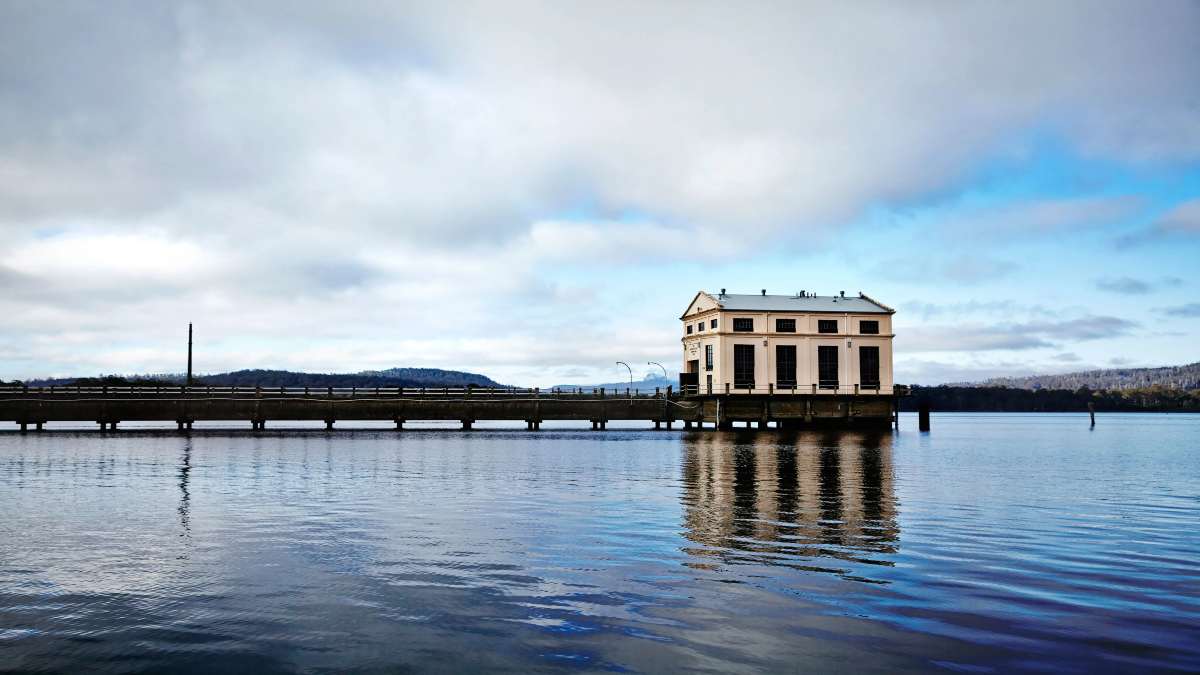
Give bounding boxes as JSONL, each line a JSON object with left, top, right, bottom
{"left": 684, "top": 291, "right": 894, "bottom": 315}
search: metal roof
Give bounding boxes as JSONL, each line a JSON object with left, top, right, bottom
{"left": 710, "top": 292, "right": 893, "bottom": 314}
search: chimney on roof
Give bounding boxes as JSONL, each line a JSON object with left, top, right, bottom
{"left": 840, "top": 290, "right": 845, "bottom": 298}
{"left": 720, "top": 288, "right": 726, "bottom": 297}
{"left": 761, "top": 289, "right": 766, "bottom": 296}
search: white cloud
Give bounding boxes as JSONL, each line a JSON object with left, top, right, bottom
{"left": 3, "top": 231, "right": 216, "bottom": 282}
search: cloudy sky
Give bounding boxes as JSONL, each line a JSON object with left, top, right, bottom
{"left": 2, "top": 1, "right": 1199, "bottom": 386}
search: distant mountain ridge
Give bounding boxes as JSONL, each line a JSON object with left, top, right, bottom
{"left": 971, "top": 362, "right": 1200, "bottom": 391}
{"left": 22, "top": 367, "right": 505, "bottom": 389}
{"left": 549, "top": 374, "right": 677, "bottom": 393}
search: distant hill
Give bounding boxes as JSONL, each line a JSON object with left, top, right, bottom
{"left": 549, "top": 374, "right": 677, "bottom": 393}
{"left": 971, "top": 362, "right": 1200, "bottom": 391}
{"left": 22, "top": 367, "right": 505, "bottom": 389}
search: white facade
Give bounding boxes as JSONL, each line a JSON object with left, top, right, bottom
{"left": 680, "top": 290, "right": 896, "bottom": 394}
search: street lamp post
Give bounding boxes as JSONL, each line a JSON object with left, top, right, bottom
{"left": 615, "top": 361, "right": 633, "bottom": 401}
{"left": 647, "top": 361, "right": 668, "bottom": 381}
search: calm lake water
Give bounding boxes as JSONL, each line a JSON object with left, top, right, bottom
{"left": 1, "top": 414, "right": 1197, "bottom": 673}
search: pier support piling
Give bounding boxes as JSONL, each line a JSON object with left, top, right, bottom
{"left": 325, "top": 420, "right": 335, "bottom": 430}
{"left": 918, "top": 401, "right": 931, "bottom": 432}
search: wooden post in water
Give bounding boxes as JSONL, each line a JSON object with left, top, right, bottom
{"left": 1088, "top": 402, "right": 1096, "bottom": 427}
{"left": 918, "top": 400, "right": 931, "bottom": 432}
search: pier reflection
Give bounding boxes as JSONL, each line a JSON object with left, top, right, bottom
{"left": 178, "top": 441, "right": 192, "bottom": 543}
{"left": 680, "top": 430, "right": 899, "bottom": 580}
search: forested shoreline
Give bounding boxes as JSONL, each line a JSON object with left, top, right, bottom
{"left": 900, "top": 385, "right": 1200, "bottom": 412}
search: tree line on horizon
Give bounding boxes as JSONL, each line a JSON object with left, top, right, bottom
{"left": 900, "top": 385, "right": 1200, "bottom": 412}
{"left": 972, "top": 362, "right": 1200, "bottom": 392}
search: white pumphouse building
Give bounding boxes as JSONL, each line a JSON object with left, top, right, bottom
{"left": 680, "top": 289, "right": 895, "bottom": 395}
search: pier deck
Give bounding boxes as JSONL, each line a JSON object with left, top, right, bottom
{"left": 0, "top": 385, "right": 902, "bottom": 431}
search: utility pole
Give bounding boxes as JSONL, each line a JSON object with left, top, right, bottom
{"left": 187, "top": 323, "right": 193, "bottom": 388}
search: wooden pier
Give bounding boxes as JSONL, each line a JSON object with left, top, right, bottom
{"left": 0, "top": 385, "right": 903, "bottom": 432}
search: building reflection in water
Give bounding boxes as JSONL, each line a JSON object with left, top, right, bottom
{"left": 680, "top": 430, "right": 898, "bottom": 581}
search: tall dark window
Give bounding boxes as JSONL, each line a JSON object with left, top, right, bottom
{"left": 705, "top": 344, "right": 713, "bottom": 371}
{"left": 859, "top": 346, "right": 880, "bottom": 389}
{"left": 818, "top": 319, "right": 838, "bottom": 334}
{"left": 775, "top": 345, "right": 796, "bottom": 388}
{"left": 710, "top": 319, "right": 718, "bottom": 329}
{"left": 687, "top": 324, "right": 693, "bottom": 335}
{"left": 697, "top": 322, "right": 705, "bottom": 332}
{"left": 734, "top": 344, "right": 755, "bottom": 389}
{"left": 733, "top": 318, "right": 754, "bottom": 332}
{"left": 859, "top": 320, "right": 879, "bottom": 334}
{"left": 818, "top": 345, "right": 839, "bottom": 389}
{"left": 775, "top": 318, "right": 796, "bottom": 332}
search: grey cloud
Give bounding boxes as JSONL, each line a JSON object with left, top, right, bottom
{"left": 901, "top": 300, "right": 1057, "bottom": 320}
{"left": 1151, "top": 199, "right": 1200, "bottom": 236}
{"left": 894, "top": 359, "right": 1088, "bottom": 386}
{"left": 1020, "top": 316, "right": 1137, "bottom": 341}
{"left": 1095, "top": 276, "right": 1152, "bottom": 294}
{"left": 901, "top": 315, "right": 1136, "bottom": 353}
{"left": 899, "top": 329, "right": 1053, "bottom": 353}
{"left": 940, "top": 195, "right": 1143, "bottom": 240}
{"left": 1160, "top": 303, "right": 1200, "bottom": 318}
{"left": 1095, "top": 276, "right": 1186, "bottom": 294}
{"left": 1117, "top": 199, "right": 1200, "bottom": 246}
{"left": 879, "top": 255, "right": 1017, "bottom": 285}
